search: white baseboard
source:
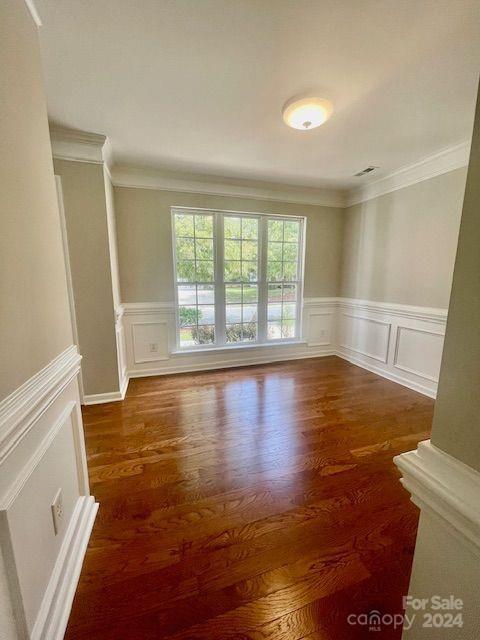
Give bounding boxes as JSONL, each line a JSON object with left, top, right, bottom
{"left": 336, "top": 348, "right": 437, "bottom": 398}
{"left": 32, "top": 496, "right": 98, "bottom": 640}
{"left": 127, "top": 346, "right": 335, "bottom": 379}
{"left": 83, "top": 387, "right": 126, "bottom": 406}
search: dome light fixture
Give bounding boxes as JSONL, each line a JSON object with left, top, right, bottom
{"left": 282, "top": 96, "right": 333, "bottom": 131}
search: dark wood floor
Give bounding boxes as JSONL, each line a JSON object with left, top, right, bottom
{"left": 66, "top": 356, "right": 434, "bottom": 640}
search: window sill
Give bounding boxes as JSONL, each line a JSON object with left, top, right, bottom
{"left": 172, "top": 339, "right": 307, "bottom": 356}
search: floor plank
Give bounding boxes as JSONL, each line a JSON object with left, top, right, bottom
{"left": 66, "top": 356, "right": 433, "bottom": 639}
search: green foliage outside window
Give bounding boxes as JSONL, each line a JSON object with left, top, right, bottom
{"left": 179, "top": 306, "right": 201, "bottom": 327}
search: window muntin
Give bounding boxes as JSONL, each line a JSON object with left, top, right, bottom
{"left": 173, "top": 209, "right": 304, "bottom": 349}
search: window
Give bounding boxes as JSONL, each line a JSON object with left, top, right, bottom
{"left": 173, "top": 209, "right": 304, "bottom": 349}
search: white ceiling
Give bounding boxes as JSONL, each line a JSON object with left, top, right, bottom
{"left": 36, "top": 0, "right": 480, "bottom": 189}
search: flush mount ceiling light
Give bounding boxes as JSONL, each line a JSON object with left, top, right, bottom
{"left": 282, "top": 97, "right": 333, "bottom": 131}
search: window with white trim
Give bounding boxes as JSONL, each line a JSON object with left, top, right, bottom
{"left": 173, "top": 209, "right": 304, "bottom": 349}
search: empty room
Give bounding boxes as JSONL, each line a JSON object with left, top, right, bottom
{"left": 1, "top": 1, "right": 480, "bottom": 638}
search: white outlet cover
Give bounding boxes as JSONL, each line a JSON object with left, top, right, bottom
{"left": 51, "top": 488, "right": 64, "bottom": 535}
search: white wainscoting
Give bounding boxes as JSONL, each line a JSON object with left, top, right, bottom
{"left": 0, "top": 346, "right": 98, "bottom": 639}
{"left": 119, "top": 298, "right": 447, "bottom": 398}
{"left": 394, "top": 440, "right": 480, "bottom": 637}
{"left": 121, "top": 300, "right": 336, "bottom": 378}
{"left": 394, "top": 440, "right": 480, "bottom": 554}
{"left": 336, "top": 298, "right": 447, "bottom": 398}
{"left": 115, "top": 306, "right": 128, "bottom": 397}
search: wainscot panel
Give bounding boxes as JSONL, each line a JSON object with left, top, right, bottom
{"left": 119, "top": 298, "right": 446, "bottom": 398}
{"left": 0, "top": 346, "right": 98, "bottom": 639}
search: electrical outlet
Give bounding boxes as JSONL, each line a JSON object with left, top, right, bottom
{"left": 51, "top": 488, "right": 64, "bottom": 535}
{"left": 149, "top": 342, "right": 158, "bottom": 353}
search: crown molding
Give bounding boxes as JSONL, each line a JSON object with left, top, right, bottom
{"left": 111, "top": 166, "right": 347, "bottom": 208}
{"left": 49, "top": 125, "right": 111, "bottom": 168}
{"left": 49, "top": 127, "right": 470, "bottom": 208}
{"left": 346, "top": 140, "right": 471, "bottom": 207}
{"left": 24, "top": 0, "right": 42, "bottom": 27}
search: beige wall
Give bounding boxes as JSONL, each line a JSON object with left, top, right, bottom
{"left": 0, "top": 0, "right": 73, "bottom": 401}
{"left": 114, "top": 187, "right": 345, "bottom": 303}
{"left": 54, "top": 159, "right": 119, "bottom": 396}
{"left": 402, "top": 89, "right": 480, "bottom": 640}
{"left": 1, "top": 1, "right": 79, "bottom": 635}
{"left": 340, "top": 168, "right": 467, "bottom": 308}
{"left": 430, "top": 89, "right": 480, "bottom": 472}
{"left": 403, "top": 511, "right": 480, "bottom": 639}
{"left": 104, "top": 168, "right": 122, "bottom": 309}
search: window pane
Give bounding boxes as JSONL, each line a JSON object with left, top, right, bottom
{"left": 195, "top": 238, "right": 213, "bottom": 260}
{"left": 243, "top": 304, "right": 258, "bottom": 323}
{"left": 268, "top": 303, "right": 282, "bottom": 321}
{"left": 194, "top": 215, "right": 213, "bottom": 237}
{"left": 226, "top": 324, "right": 243, "bottom": 343}
{"left": 197, "top": 305, "right": 215, "bottom": 325}
{"left": 224, "top": 217, "right": 241, "bottom": 239}
{"left": 284, "top": 220, "right": 299, "bottom": 242}
{"left": 180, "top": 326, "right": 195, "bottom": 347}
{"left": 197, "top": 284, "right": 215, "bottom": 304}
{"left": 282, "top": 303, "right": 296, "bottom": 320}
{"left": 267, "top": 262, "right": 282, "bottom": 281}
{"left": 282, "top": 320, "right": 295, "bottom": 338}
{"left": 282, "top": 284, "right": 297, "bottom": 301}
{"left": 267, "top": 321, "right": 282, "bottom": 339}
{"left": 179, "top": 306, "right": 198, "bottom": 327}
{"left": 268, "top": 219, "right": 283, "bottom": 241}
{"left": 242, "top": 240, "right": 257, "bottom": 261}
{"left": 242, "top": 218, "right": 258, "bottom": 239}
{"left": 268, "top": 284, "right": 282, "bottom": 302}
{"left": 283, "top": 242, "right": 298, "bottom": 261}
{"left": 243, "top": 284, "right": 258, "bottom": 302}
{"left": 283, "top": 262, "right": 297, "bottom": 281}
{"left": 177, "top": 260, "right": 196, "bottom": 282}
{"left": 193, "top": 325, "right": 215, "bottom": 344}
{"left": 175, "top": 214, "right": 194, "bottom": 237}
{"left": 225, "top": 284, "right": 242, "bottom": 303}
{"left": 196, "top": 261, "right": 214, "bottom": 282}
{"left": 178, "top": 285, "right": 196, "bottom": 306}
{"left": 225, "top": 260, "right": 241, "bottom": 281}
{"left": 242, "top": 323, "right": 257, "bottom": 341}
{"left": 176, "top": 237, "right": 195, "bottom": 260}
{"left": 224, "top": 239, "right": 241, "bottom": 260}
{"left": 242, "top": 261, "right": 257, "bottom": 282}
{"left": 267, "top": 242, "right": 282, "bottom": 261}
{"left": 226, "top": 305, "right": 242, "bottom": 323}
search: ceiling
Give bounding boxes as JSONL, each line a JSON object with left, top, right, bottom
{"left": 36, "top": 0, "right": 480, "bottom": 189}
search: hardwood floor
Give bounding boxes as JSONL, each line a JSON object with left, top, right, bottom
{"left": 66, "top": 356, "right": 434, "bottom": 639}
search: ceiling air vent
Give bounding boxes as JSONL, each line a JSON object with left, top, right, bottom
{"left": 355, "top": 166, "right": 378, "bottom": 177}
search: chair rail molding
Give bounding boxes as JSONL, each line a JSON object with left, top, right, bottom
{"left": 0, "top": 345, "right": 81, "bottom": 463}
{"left": 394, "top": 440, "right": 480, "bottom": 556}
